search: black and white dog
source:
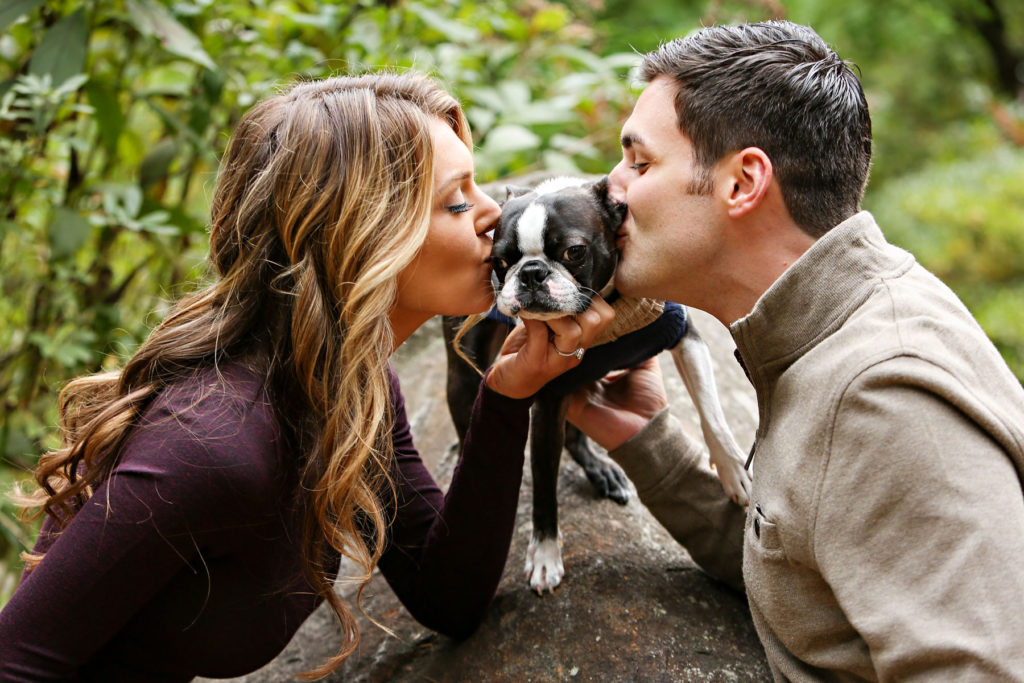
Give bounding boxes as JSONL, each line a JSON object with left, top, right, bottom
{"left": 443, "top": 176, "right": 751, "bottom": 594}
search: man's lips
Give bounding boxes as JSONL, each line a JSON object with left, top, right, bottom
{"left": 615, "top": 217, "right": 630, "bottom": 248}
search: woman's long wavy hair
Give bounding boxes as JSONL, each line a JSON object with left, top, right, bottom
{"left": 18, "top": 71, "right": 471, "bottom": 678}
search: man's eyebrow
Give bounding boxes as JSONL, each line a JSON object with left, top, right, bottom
{"left": 621, "top": 133, "right": 645, "bottom": 149}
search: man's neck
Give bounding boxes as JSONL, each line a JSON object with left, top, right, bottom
{"left": 712, "top": 219, "right": 817, "bottom": 326}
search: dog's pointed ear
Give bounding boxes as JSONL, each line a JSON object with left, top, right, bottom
{"left": 590, "top": 175, "right": 627, "bottom": 223}
{"left": 504, "top": 185, "right": 533, "bottom": 202}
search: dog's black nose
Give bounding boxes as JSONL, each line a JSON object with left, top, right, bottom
{"left": 519, "top": 261, "right": 551, "bottom": 289}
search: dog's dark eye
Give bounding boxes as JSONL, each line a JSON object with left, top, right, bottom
{"left": 563, "top": 245, "right": 586, "bottom": 262}
{"left": 496, "top": 258, "right": 508, "bottom": 270}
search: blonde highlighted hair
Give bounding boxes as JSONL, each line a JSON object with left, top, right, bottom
{"left": 19, "top": 71, "right": 471, "bottom": 678}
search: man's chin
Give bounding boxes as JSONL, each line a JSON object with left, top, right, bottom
{"left": 615, "top": 268, "right": 670, "bottom": 303}
{"left": 612, "top": 267, "right": 643, "bottom": 298}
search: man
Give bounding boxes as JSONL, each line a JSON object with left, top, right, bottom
{"left": 568, "top": 20, "right": 1024, "bottom": 681}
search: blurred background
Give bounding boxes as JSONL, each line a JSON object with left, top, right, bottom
{"left": 1, "top": 0, "right": 1021, "bottom": 604}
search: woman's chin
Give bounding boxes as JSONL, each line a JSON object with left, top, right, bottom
{"left": 435, "top": 290, "right": 494, "bottom": 318}
{"left": 468, "top": 293, "right": 495, "bottom": 315}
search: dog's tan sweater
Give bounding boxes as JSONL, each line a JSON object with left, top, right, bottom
{"left": 593, "top": 293, "right": 664, "bottom": 346}
{"left": 610, "top": 212, "right": 1024, "bottom": 680}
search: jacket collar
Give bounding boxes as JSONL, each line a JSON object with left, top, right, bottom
{"left": 729, "top": 211, "right": 915, "bottom": 392}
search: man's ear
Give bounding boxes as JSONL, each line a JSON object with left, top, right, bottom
{"left": 721, "top": 147, "right": 773, "bottom": 218}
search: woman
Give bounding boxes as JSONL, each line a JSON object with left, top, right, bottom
{"left": 0, "top": 72, "right": 611, "bottom": 681}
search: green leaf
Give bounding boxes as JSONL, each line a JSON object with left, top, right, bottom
{"left": 27, "top": 8, "right": 88, "bottom": 87}
{"left": 84, "top": 80, "right": 125, "bottom": 155}
{"left": 530, "top": 5, "right": 570, "bottom": 33}
{"left": 144, "top": 97, "right": 211, "bottom": 153}
{"left": 98, "top": 182, "right": 143, "bottom": 220}
{"left": 406, "top": 3, "right": 479, "bottom": 44}
{"left": 482, "top": 124, "right": 540, "bottom": 154}
{"left": 0, "top": 220, "right": 15, "bottom": 246}
{"left": 126, "top": 0, "right": 217, "bottom": 72}
{"left": 199, "top": 68, "right": 225, "bottom": 104}
{"left": 138, "top": 138, "right": 179, "bottom": 189}
{"left": 0, "top": 0, "right": 44, "bottom": 33}
{"left": 48, "top": 207, "right": 92, "bottom": 260}
{"left": 27, "top": 327, "right": 97, "bottom": 365}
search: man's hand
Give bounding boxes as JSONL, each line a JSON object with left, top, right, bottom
{"left": 566, "top": 357, "right": 669, "bottom": 451}
{"left": 486, "top": 297, "right": 614, "bottom": 399}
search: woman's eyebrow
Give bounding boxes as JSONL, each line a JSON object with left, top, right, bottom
{"left": 437, "top": 170, "right": 472, "bottom": 195}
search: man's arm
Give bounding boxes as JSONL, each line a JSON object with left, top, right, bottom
{"left": 568, "top": 358, "right": 746, "bottom": 591}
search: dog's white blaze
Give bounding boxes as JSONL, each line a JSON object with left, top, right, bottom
{"left": 516, "top": 203, "right": 547, "bottom": 257}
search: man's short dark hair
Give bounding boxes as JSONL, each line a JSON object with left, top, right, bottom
{"left": 640, "top": 21, "right": 872, "bottom": 238}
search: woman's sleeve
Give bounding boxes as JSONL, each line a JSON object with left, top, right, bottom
{"left": 376, "top": 369, "right": 531, "bottom": 638}
{"left": 0, "top": 392, "right": 277, "bottom": 681}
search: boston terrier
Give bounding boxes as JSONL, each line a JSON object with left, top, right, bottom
{"left": 443, "top": 176, "right": 751, "bottom": 594}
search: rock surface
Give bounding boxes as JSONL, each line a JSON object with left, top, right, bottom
{"left": 202, "top": 306, "right": 769, "bottom": 682}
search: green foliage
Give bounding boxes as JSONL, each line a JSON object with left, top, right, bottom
{"left": 594, "top": 0, "right": 1024, "bottom": 186}
{"left": 0, "top": 0, "right": 639, "bottom": 590}
{"left": 1, "top": 0, "right": 1022, "bottom": 600}
{"left": 866, "top": 147, "right": 1024, "bottom": 378}
{"left": 0, "top": 465, "right": 36, "bottom": 606}
{"left": 0, "top": 0, "right": 639, "bottom": 465}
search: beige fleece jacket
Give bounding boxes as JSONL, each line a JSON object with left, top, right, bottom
{"left": 612, "top": 212, "right": 1024, "bottom": 681}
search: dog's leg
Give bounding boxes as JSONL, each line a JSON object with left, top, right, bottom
{"left": 669, "top": 323, "right": 752, "bottom": 507}
{"left": 564, "top": 424, "right": 631, "bottom": 505}
{"left": 442, "top": 315, "right": 509, "bottom": 446}
{"left": 525, "top": 392, "right": 568, "bottom": 594}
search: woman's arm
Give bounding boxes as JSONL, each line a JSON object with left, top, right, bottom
{"left": 377, "top": 300, "right": 615, "bottom": 636}
{"left": 376, "top": 369, "right": 530, "bottom": 638}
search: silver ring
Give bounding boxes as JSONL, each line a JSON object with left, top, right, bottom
{"left": 556, "top": 347, "right": 585, "bottom": 360}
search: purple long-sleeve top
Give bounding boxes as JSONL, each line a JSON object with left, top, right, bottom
{"left": 0, "top": 362, "right": 530, "bottom": 681}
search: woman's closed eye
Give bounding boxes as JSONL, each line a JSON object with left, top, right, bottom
{"left": 446, "top": 202, "right": 475, "bottom": 214}
{"left": 630, "top": 162, "right": 649, "bottom": 173}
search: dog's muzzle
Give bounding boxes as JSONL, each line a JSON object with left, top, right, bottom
{"left": 518, "top": 260, "right": 551, "bottom": 290}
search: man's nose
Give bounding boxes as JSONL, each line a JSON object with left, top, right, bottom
{"left": 607, "top": 160, "right": 628, "bottom": 203}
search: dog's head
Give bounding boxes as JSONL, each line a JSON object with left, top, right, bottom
{"left": 491, "top": 176, "right": 627, "bottom": 320}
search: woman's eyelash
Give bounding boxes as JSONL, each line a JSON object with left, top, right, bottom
{"left": 630, "top": 163, "right": 649, "bottom": 171}
{"left": 446, "top": 202, "right": 474, "bottom": 214}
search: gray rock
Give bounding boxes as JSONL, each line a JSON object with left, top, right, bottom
{"left": 205, "top": 308, "right": 769, "bottom": 682}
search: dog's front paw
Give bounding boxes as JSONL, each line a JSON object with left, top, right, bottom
{"left": 525, "top": 531, "right": 564, "bottom": 594}
{"left": 582, "top": 456, "right": 631, "bottom": 505}
{"left": 711, "top": 455, "right": 752, "bottom": 507}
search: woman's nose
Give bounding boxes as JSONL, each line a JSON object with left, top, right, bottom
{"left": 475, "top": 192, "right": 501, "bottom": 235}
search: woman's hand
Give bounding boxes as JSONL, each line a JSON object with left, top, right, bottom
{"left": 486, "top": 297, "right": 614, "bottom": 399}
{"left": 566, "top": 357, "right": 669, "bottom": 451}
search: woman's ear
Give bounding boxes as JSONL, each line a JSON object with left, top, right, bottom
{"left": 721, "top": 147, "right": 773, "bottom": 218}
